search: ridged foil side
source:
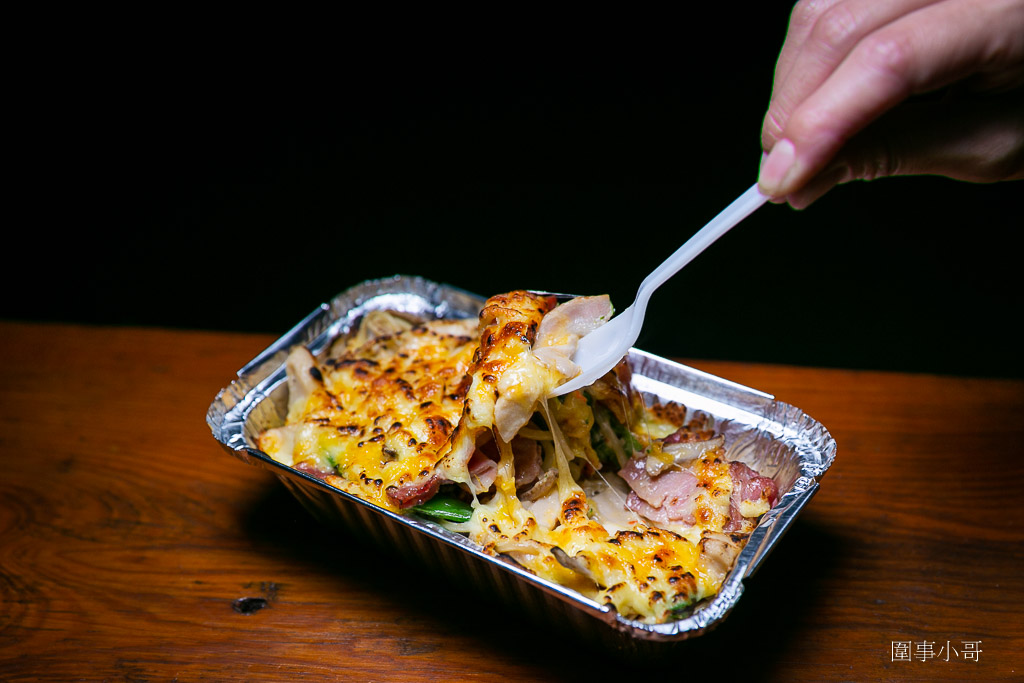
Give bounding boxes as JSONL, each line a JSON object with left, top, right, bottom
{"left": 206, "top": 275, "right": 837, "bottom": 649}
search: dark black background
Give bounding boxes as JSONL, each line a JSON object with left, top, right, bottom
{"left": 7, "top": 7, "right": 1022, "bottom": 378}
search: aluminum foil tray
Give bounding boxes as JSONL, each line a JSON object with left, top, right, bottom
{"left": 206, "top": 274, "right": 836, "bottom": 655}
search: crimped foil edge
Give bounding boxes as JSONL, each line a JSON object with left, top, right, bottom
{"left": 206, "top": 275, "right": 837, "bottom": 647}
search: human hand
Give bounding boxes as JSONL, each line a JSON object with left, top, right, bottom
{"left": 758, "top": 0, "right": 1024, "bottom": 209}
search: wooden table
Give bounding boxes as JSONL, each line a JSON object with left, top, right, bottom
{"left": 1, "top": 320, "right": 1021, "bottom": 681}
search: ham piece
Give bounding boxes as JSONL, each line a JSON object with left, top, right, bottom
{"left": 466, "top": 436, "right": 543, "bottom": 493}
{"left": 385, "top": 476, "right": 442, "bottom": 508}
{"left": 533, "top": 295, "right": 614, "bottom": 378}
{"left": 730, "top": 462, "right": 778, "bottom": 507}
{"left": 619, "top": 456, "right": 699, "bottom": 525}
{"left": 468, "top": 450, "right": 499, "bottom": 491}
{"left": 724, "top": 462, "right": 779, "bottom": 531}
{"left": 619, "top": 456, "right": 779, "bottom": 529}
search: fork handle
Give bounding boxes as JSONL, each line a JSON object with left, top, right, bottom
{"left": 636, "top": 183, "right": 768, "bottom": 308}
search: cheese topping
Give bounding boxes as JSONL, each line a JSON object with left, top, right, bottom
{"left": 258, "top": 317, "right": 478, "bottom": 511}
{"left": 257, "top": 290, "right": 778, "bottom": 623}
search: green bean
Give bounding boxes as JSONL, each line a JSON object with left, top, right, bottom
{"left": 412, "top": 496, "right": 473, "bottom": 523}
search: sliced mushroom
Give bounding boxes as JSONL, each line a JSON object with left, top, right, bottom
{"left": 552, "top": 547, "right": 599, "bottom": 585}
{"left": 518, "top": 468, "right": 557, "bottom": 502}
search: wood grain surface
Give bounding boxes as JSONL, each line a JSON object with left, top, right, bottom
{"left": 1, "top": 320, "right": 1021, "bottom": 682}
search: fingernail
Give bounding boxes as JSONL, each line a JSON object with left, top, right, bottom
{"left": 758, "top": 139, "right": 796, "bottom": 197}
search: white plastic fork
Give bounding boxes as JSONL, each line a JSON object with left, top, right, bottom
{"left": 548, "top": 182, "right": 768, "bottom": 397}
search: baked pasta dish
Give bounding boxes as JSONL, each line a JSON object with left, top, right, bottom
{"left": 257, "top": 290, "right": 778, "bottom": 624}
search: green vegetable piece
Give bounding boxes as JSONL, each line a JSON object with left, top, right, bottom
{"left": 591, "top": 402, "right": 644, "bottom": 460}
{"left": 667, "top": 601, "right": 693, "bottom": 619}
{"left": 411, "top": 496, "right": 473, "bottom": 523}
{"left": 609, "top": 417, "right": 643, "bottom": 452}
{"left": 590, "top": 429, "right": 619, "bottom": 467}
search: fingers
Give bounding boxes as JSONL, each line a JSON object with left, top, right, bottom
{"left": 763, "top": 0, "right": 942, "bottom": 150}
{"left": 768, "top": 0, "right": 844, "bottom": 109}
{"left": 785, "top": 90, "right": 1024, "bottom": 209}
{"left": 759, "top": 0, "right": 1024, "bottom": 199}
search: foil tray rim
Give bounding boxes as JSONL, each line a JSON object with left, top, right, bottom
{"left": 205, "top": 274, "right": 837, "bottom": 644}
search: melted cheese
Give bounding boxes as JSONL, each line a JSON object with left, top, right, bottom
{"left": 439, "top": 291, "right": 561, "bottom": 486}
{"left": 258, "top": 317, "right": 478, "bottom": 512}
{"left": 462, "top": 399, "right": 722, "bottom": 622}
{"left": 258, "top": 291, "right": 772, "bottom": 623}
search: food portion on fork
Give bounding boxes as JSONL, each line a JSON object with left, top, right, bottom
{"left": 547, "top": 182, "right": 768, "bottom": 398}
